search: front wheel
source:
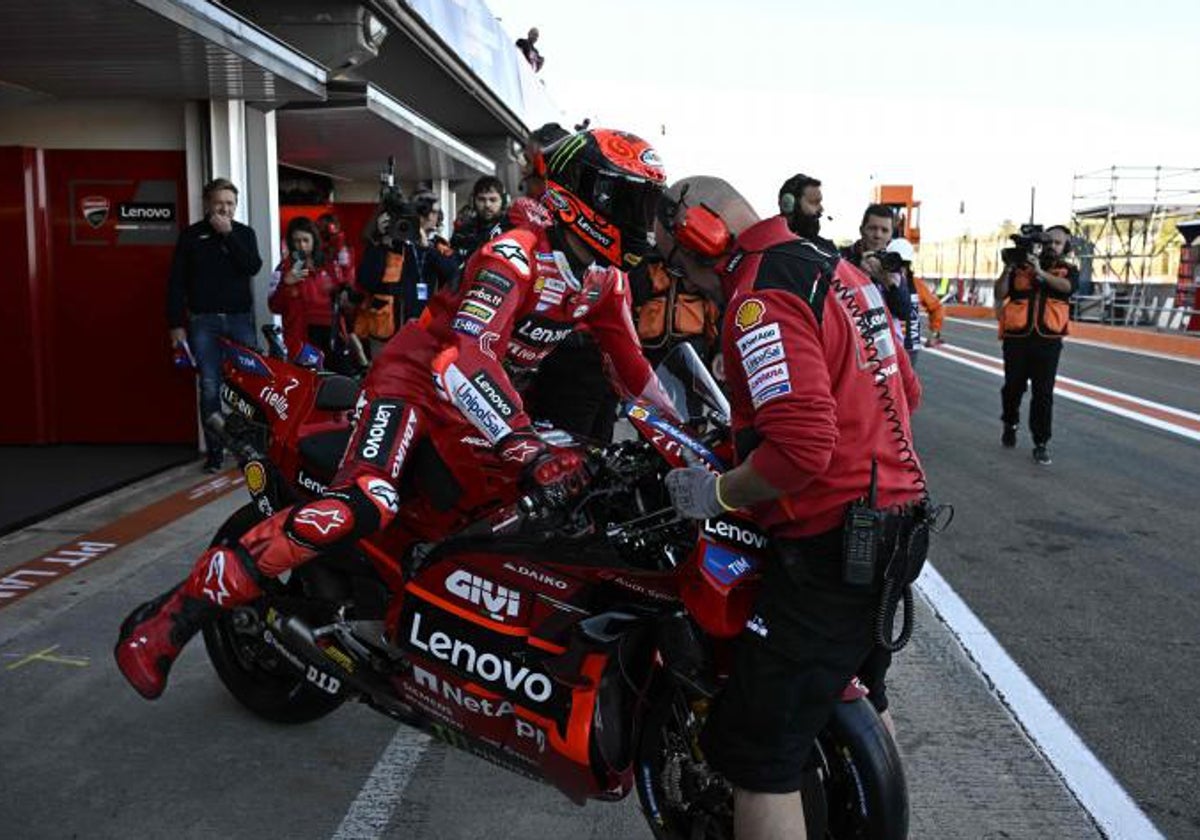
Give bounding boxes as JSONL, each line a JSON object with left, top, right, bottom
{"left": 635, "top": 682, "right": 906, "bottom": 839}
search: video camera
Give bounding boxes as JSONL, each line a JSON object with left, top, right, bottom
{"left": 377, "top": 155, "right": 421, "bottom": 245}
{"left": 1001, "top": 223, "right": 1052, "bottom": 267}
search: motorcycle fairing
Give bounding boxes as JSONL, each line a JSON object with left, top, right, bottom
{"left": 624, "top": 401, "right": 726, "bottom": 471}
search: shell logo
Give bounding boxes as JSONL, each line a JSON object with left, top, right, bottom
{"left": 244, "top": 461, "right": 267, "bottom": 495}
{"left": 735, "top": 299, "right": 766, "bottom": 332}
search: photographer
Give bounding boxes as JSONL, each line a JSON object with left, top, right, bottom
{"left": 355, "top": 189, "right": 459, "bottom": 349}
{"left": 994, "top": 224, "right": 1079, "bottom": 464}
{"left": 841, "top": 204, "right": 913, "bottom": 330}
{"left": 268, "top": 216, "right": 341, "bottom": 363}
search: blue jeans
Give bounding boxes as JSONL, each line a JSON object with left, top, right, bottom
{"left": 189, "top": 312, "right": 257, "bottom": 460}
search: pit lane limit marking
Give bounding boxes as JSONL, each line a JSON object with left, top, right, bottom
{"left": 4, "top": 644, "right": 90, "bottom": 671}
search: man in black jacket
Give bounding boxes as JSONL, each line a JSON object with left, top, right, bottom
{"left": 166, "top": 178, "right": 262, "bottom": 472}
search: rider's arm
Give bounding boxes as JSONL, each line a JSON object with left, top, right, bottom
{"left": 583, "top": 271, "right": 678, "bottom": 417}
{"left": 432, "top": 233, "right": 538, "bottom": 444}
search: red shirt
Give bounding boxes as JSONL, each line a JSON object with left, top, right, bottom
{"left": 367, "top": 225, "right": 656, "bottom": 446}
{"left": 720, "top": 217, "right": 924, "bottom": 537}
{"left": 268, "top": 259, "right": 340, "bottom": 354}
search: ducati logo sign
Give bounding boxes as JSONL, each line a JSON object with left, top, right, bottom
{"left": 81, "top": 196, "right": 110, "bottom": 229}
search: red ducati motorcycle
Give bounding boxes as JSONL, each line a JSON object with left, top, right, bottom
{"left": 203, "top": 340, "right": 907, "bottom": 839}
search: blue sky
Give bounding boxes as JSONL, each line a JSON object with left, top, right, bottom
{"left": 487, "top": 0, "right": 1199, "bottom": 242}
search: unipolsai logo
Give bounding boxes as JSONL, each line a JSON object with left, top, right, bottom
{"left": 80, "top": 196, "right": 110, "bottom": 229}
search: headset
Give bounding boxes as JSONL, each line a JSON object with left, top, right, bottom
{"left": 778, "top": 173, "right": 821, "bottom": 217}
{"left": 1045, "top": 224, "right": 1074, "bottom": 256}
{"left": 657, "top": 184, "right": 733, "bottom": 263}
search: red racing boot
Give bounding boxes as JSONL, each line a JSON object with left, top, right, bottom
{"left": 114, "top": 545, "right": 262, "bottom": 699}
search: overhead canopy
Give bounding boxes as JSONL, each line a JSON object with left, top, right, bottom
{"left": 0, "top": 0, "right": 326, "bottom": 106}
{"left": 276, "top": 82, "right": 495, "bottom": 183}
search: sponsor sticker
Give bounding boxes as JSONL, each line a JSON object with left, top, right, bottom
{"left": 445, "top": 570, "right": 521, "bottom": 619}
{"left": 627, "top": 405, "right": 650, "bottom": 421}
{"left": 474, "top": 269, "right": 514, "bottom": 294}
{"left": 750, "top": 381, "right": 792, "bottom": 409}
{"left": 735, "top": 322, "right": 781, "bottom": 357}
{"left": 741, "top": 340, "right": 785, "bottom": 377}
{"left": 734, "top": 299, "right": 765, "bottom": 332}
{"left": 459, "top": 301, "right": 497, "bottom": 323}
{"left": 453, "top": 317, "right": 484, "bottom": 337}
{"left": 747, "top": 361, "right": 789, "bottom": 396}
{"left": 470, "top": 371, "right": 516, "bottom": 418}
{"left": 357, "top": 400, "right": 402, "bottom": 467}
{"left": 445, "top": 365, "right": 513, "bottom": 443}
{"left": 466, "top": 287, "right": 503, "bottom": 308}
{"left": 244, "top": 461, "right": 267, "bottom": 495}
{"left": 702, "top": 543, "right": 756, "bottom": 586}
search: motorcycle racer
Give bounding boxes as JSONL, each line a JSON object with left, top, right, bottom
{"left": 115, "top": 128, "right": 674, "bottom": 700}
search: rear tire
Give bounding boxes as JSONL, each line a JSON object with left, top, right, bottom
{"left": 201, "top": 504, "right": 347, "bottom": 725}
{"left": 635, "top": 682, "right": 906, "bottom": 839}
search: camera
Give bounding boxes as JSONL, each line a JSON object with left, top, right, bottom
{"left": 377, "top": 155, "right": 421, "bottom": 245}
{"left": 1001, "top": 223, "right": 1051, "bottom": 267}
{"left": 865, "top": 249, "right": 905, "bottom": 273}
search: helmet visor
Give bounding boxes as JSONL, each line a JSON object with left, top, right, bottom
{"left": 581, "top": 168, "right": 662, "bottom": 245}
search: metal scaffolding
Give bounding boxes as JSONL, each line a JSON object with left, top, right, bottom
{"left": 1071, "top": 166, "right": 1200, "bottom": 324}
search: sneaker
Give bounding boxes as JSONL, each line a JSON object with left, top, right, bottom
{"left": 1001, "top": 425, "right": 1017, "bottom": 448}
{"left": 1032, "top": 445, "right": 1052, "bottom": 465}
{"left": 203, "top": 455, "right": 223, "bottom": 474}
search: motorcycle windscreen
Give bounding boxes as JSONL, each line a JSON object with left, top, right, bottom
{"left": 653, "top": 343, "right": 730, "bottom": 426}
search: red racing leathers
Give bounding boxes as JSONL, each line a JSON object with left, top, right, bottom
{"left": 115, "top": 223, "right": 667, "bottom": 698}
{"left": 720, "top": 217, "right": 924, "bottom": 538}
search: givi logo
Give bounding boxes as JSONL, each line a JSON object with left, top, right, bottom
{"left": 81, "top": 196, "right": 110, "bottom": 229}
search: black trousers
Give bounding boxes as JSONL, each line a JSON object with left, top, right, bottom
{"left": 1001, "top": 337, "right": 1064, "bottom": 445}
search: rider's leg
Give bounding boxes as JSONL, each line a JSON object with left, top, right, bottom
{"left": 114, "top": 397, "right": 423, "bottom": 699}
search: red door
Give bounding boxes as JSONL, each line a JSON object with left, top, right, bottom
{"left": 43, "top": 150, "right": 195, "bottom": 443}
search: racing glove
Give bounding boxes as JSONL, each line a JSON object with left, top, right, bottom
{"left": 665, "top": 467, "right": 736, "bottom": 520}
{"left": 497, "top": 431, "right": 590, "bottom": 510}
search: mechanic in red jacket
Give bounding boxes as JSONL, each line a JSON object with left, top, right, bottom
{"left": 663, "top": 174, "right": 931, "bottom": 839}
{"left": 114, "top": 128, "right": 675, "bottom": 700}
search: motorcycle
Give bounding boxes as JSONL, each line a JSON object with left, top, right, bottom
{"left": 202, "top": 340, "right": 908, "bottom": 838}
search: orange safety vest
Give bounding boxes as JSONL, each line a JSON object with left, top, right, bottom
{"left": 999, "top": 263, "right": 1073, "bottom": 338}
{"left": 635, "top": 262, "right": 719, "bottom": 350}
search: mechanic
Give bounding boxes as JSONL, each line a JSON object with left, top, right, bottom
{"left": 663, "top": 174, "right": 931, "bottom": 840}
{"left": 115, "top": 129, "right": 677, "bottom": 700}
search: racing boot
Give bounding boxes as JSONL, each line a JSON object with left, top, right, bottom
{"left": 114, "top": 544, "right": 262, "bottom": 699}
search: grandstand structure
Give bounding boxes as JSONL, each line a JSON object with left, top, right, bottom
{"left": 1071, "top": 166, "right": 1200, "bottom": 326}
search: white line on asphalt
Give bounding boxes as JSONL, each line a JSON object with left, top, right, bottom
{"left": 331, "top": 729, "right": 430, "bottom": 840}
{"left": 925, "top": 345, "right": 1200, "bottom": 443}
{"left": 916, "top": 563, "right": 1164, "bottom": 840}
{"left": 944, "top": 317, "right": 1200, "bottom": 367}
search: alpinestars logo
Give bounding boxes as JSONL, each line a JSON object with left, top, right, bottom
{"left": 445, "top": 570, "right": 521, "bottom": 619}
{"left": 491, "top": 240, "right": 530, "bottom": 277}
{"left": 293, "top": 506, "right": 346, "bottom": 536}
{"left": 202, "top": 550, "right": 231, "bottom": 605}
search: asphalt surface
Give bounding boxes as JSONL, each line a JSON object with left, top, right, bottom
{"left": 915, "top": 320, "right": 1200, "bottom": 838}
{"left": 1, "top": 323, "right": 1196, "bottom": 838}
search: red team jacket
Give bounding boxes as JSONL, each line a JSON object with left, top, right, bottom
{"left": 366, "top": 226, "right": 659, "bottom": 447}
{"left": 720, "top": 217, "right": 924, "bottom": 538}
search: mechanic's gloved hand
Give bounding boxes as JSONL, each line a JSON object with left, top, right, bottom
{"left": 497, "top": 431, "right": 589, "bottom": 511}
{"left": 665, "top": 467, "right": 733, "bottom": 520}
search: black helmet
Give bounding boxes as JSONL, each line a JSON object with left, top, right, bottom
{"left": 542, "top": 128, "right": 666, "bottom": 269}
